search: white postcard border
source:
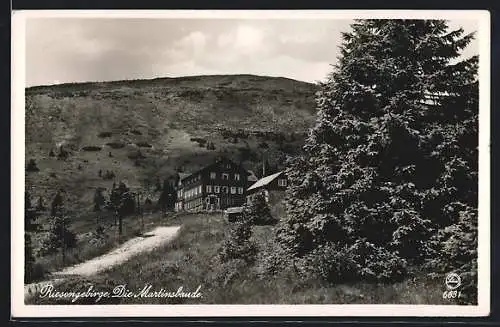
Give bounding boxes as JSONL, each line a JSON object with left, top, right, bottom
{"left": 11, "top": 9, "right": 491, "bottom": 318}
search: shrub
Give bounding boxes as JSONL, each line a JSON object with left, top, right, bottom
{"left": 244, "top": 192, "right": 277, "bottom": 225}
{"left": 218, "top": 219, "right": 258, "bottom": 264}
{"left": 212, "top": 259, "right": 249, "bottom": 287}
{"left": 26, "top": 159, "right": 40, "bottom": 172}
{"left": 81, "top": 146, "right": 102, "bottom": 151}
{"left": 97, "top": 131, "right": 113, "bottom": 138}
{"left": 136, "top": 142, "right": 152, "bottom": 148}
{"left": 130, "top": 129, "right": 142, "bottom": 135}
{"left": 106, "top": 142, "right": 125, "bottom": 149}
{"left": 127, "top": 150, "right": 146, "bottom": 160}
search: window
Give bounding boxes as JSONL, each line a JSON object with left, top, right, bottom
{"left": 278, "top": 179, "right": 287, "bottom": 187}
{"left": 210, "top": 172, "right": 216, "bottom": 179}
{"left": 238, "top": 187, "right": 244, "bottom": 194}
{"left": 230, "top": 187, "right": 236, "bottom": 194}
{"left": 234, "top": 173, "right": 240, "bottom": 181}
{"left": 226, "top": 163, "right": 231, "bottom": 169}
{"left": 222, "top": 173, "right": 229, "bottom": 180}
{"left": 198, "top": 185, "right": 202, "bottom": 193}
{"left": 214, "top": 186, "right": 220, "bottom": 193}
{"left": 206, "top": 185, "right": 212, "bottom": 193}
{"left": 223, "top": 186, "right": 228, "bottom": 193}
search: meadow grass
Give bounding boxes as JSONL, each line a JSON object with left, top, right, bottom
{"left": 32, "top": 210, "right": 173, "bottom": 280}
{"left": 28, "top": 212, "right": 450, "bottom": 305}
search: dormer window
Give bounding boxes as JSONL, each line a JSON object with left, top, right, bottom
{"left": 210, "top": 172, "right": 216, "bottom": 179}
{"left": 234, "top": 173, "right": 240, "bottom": 181}
{"left": 222, "top": 173, "right": 229, "bottom": 180}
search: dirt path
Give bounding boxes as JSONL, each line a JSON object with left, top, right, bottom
{"left": 24, "top": 226, "right": 181, "bottom": 298}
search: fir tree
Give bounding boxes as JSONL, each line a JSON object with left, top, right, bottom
{"left": 218, "top": 216, "right": 258, "bottom": 264}
{"left": 109, "top": 182, "right": 135, "bottom": 236}
{"left": 25, "top": 191, "right": 39, "bottom": 283}
{"left": 158, "top": 179, "right": 176, "bottom": 216}
{"left": 93, "top": 187, "right": 106, "bottom": 212}
{"left": 36, "top": 196, "right": 45, "bottom": 212}
{"left": 276, "top": 20, "right": 478, "bottom": 283}
{"left": 244, "top": 192, "right": 277, "bottom": 225}
{"left": 40, "top": 192, "right": 77, "bottom": 260}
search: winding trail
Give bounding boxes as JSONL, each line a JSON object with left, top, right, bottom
{"left": 24, "top": 226, "right": 181, "bottom": 298}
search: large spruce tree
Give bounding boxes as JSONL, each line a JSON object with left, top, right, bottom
{"left": 276, "top": 20, "right": 478, "bottom": 284}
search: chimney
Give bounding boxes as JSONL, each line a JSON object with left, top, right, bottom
{"left": 262, "top": 156, "right": 266, "bottom": 177}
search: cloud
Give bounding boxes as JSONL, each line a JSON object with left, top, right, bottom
{"left": 24, "top": 18, "right": 480, "bottom": 87}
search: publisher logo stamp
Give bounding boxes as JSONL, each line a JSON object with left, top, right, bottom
{"left": 445, "top": 273, "right": 461, "bottom": 290}
{"left": 443, "top": 273, "right": 462, "bottom": 300}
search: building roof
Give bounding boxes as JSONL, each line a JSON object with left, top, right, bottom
{"left": 247, "top": 171, "right": 284, "bottom": 192}
{"left": 247, "top": 170, "right": 258, "bottom": 182}
{"left": 224, "top": 206, "right": 244, "bottom": 214}
{"left": 178, "top": 173, "right": 191, "bottom": 181}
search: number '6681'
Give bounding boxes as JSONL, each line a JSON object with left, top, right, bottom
{"left": 443, "top": 291, "right": 461, "bottom": 299}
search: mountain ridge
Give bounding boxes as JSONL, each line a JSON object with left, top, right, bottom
{"left": 25, "top": 73, "right": 319, "bottom": 223}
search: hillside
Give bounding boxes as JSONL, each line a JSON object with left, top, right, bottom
{"left": 25, "top": 74, "right": 318, "bottom": 222}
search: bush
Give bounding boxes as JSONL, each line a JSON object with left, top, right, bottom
{"left": 127, "top": 150, "right": 146, "bottom": 160}
{"left": 106, "top": 142, "right": 126, "bottom": 149}
{"left": 136, "top": 142, "right": 152, "bottom": 148}
{"left": 212, "top": 259, "right": 249, "bottom": 287}
{"left": 26, "top": 159, "right": 39, "bottom": 172}
{"left": 295, "top": 240, "right": 407, "bottom": 284}
{"left": 81, "top": 145, "right": 102, "bottom": 151}
{"left": 244, "top": 192, "right": 277, "bottom": 225}
{"left": 97, "top": 131, "right": 113, "bottom": 138}
{"left": 218, "top": 219, "right": 258, "bottom": 264}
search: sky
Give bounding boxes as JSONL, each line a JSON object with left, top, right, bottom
{"left": 25, "top": 18, "right": 479, "bottom": 87}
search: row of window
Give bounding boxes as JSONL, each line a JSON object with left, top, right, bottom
{"left": 278, "top": 179, "right": 287, "bottom": 187}
{"left": 210, "top": 172, "right": 240, "bottom": 181}
{"left": 183, "top": 184, "right": 245, "bottom": 199}
{"left": 185, "top": 185, "right": 203, "bottom": 199}
{"left": 185, "top": 198, "right": 203, "bottom": 210}
{"left": 206, "top": 185, "right": 244, "bottom": 195}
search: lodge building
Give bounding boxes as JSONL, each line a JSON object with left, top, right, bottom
{"left": 175, "top": 157, "right": 253, "bottom": 211}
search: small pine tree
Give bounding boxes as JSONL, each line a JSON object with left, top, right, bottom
{"left": 40, "top": 192, "right": 77, "bottom": 258}
{"left": 25, "top": 191, "right": 39, "bottom": 283}
{"left": 25, "top": 232, "right": 36, "bottom": 283}
{"left": 25, "top": 192, "right": 39, "bottom": 232}
{"left": 36, "top": 196, "right": 45, "bottom": 212}
{"left": 93, "top": 188, "right": 106, "bottom": 212}
{"left": 158, "top": 179, "right": 176, "bottom": 216}
{"left": 218, "top": 216, "right": 258, "bottom": 264}
{"left": 109, "top": 182, "right": 135, "bottom": 236}
{"left": 245, "top": 192, "right": 277, "bottom": 225}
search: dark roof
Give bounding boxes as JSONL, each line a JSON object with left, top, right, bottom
{"left": 178, "top": 173, "right": 191, "bottom": 180}
{"left": 178, "top": 157, "right": 242, "bottom": 181}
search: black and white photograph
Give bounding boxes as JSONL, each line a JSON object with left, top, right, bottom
{"left": 12, "top": 10, "right": 490, "bottom": 317}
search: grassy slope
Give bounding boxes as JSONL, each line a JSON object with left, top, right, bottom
{"left": 25, "top": 74, "right": 317, "bottom": 242}
{"left": 28, "top": 213, "right": 449, "bottom": 305}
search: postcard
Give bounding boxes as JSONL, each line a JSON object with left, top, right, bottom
{"left": 11, "top": 9, "right": 490, "bottom": 318}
